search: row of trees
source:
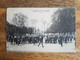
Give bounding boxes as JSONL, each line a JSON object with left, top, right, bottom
{"left": 47, "top": 8, "right": 75, "bottom": 33}
{"left": 7, "top": 13, "right": 34, "bottom": 36}
{"left": 7, "top": 8, "right": 76, "bottom": 36}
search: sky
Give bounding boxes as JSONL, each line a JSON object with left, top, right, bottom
{"left": 7, "top": 8, "right": 58, "bottom": 32}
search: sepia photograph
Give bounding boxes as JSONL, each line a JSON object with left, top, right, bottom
{"left": 6, "top": 8, "right": 76, "bottom": 52}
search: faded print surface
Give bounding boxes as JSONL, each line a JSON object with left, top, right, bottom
{"left": 6, "top": 8, "right": 76, "bottom": 52}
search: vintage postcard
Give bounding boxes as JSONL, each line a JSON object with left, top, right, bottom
{"left": 6, "top": 8, "right": 76, "bottom": 52}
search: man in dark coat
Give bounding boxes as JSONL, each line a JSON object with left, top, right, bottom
{"left": 58, "top": 36, "right": 64, "bottom": 47}
{"left": 17, "top": 36, "right": 21, "bottom": 45}
{"left": 53, "top": 36, "right": 58, "bottom": 44}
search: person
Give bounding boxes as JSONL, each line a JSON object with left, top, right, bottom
{"left": 32, "top": 37, "right": 37, "bottom": 44}
{"left": 14, "top": 36, "right": 17, "bottom": 44}
{"left": 10, "top": 36, "right": 13, "bottom": 44}
{"left": 70, "top": 36, "right": 73, "bottom": 42}
{"left": 65, "top": 36, "right": 69, "bottom": 43}
{"left": 45, "top": 37, "right": 49, "bottom": 43}
{"left": 53, "top": 36, "right": 58, "bottom": 44}
{"left": 38, "top": 36, "right": 44, "bottom": 47}
{"left": 17, "top": 36, "right": 21, "bottom": 45}
{"left": 29, "top": 35, "right": 32, "bottom": 44}
{"left": 58, "top": 36, "right": 64, "bottom": 47}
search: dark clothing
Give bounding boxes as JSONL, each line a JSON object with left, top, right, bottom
{"left": 38, "top": 36, "right": 44, "bottom": 47}
{"left": 14, "top": 38, "right": 17, "bottom": 44}
{"left": 58, "top": 36, "right": 64, "bottom": 47}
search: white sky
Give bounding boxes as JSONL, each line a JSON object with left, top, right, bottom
{"left": 7, "top": 8, "right": 58, "bottom": 32}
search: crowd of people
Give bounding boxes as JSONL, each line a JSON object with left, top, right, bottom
{"left": 7, "top": 33, "right": 76, "bottom": 47}
{"left": 45, "top": 34, "right": 76, "bottom": 47}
